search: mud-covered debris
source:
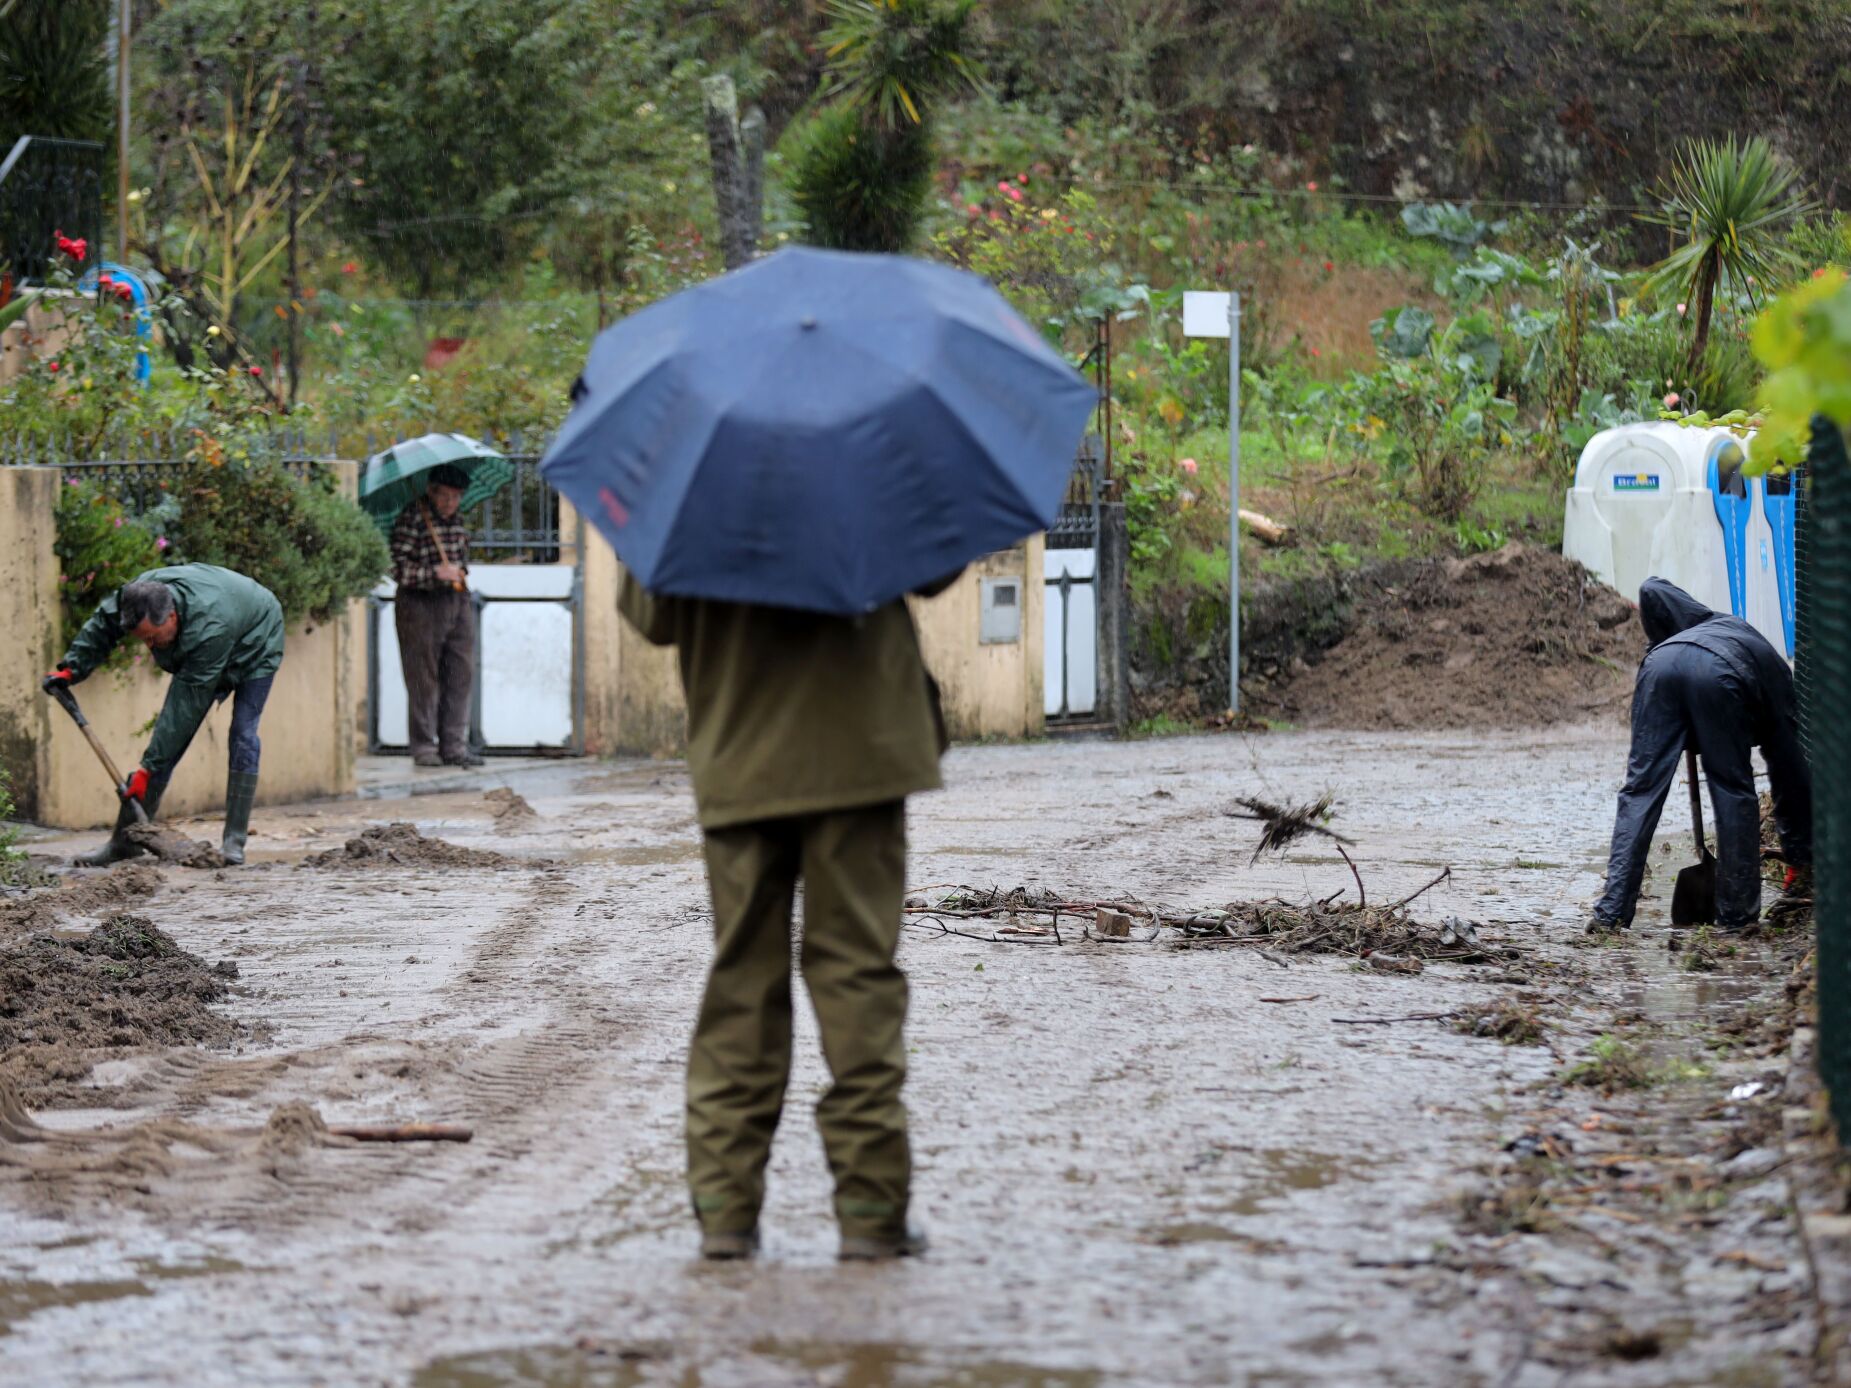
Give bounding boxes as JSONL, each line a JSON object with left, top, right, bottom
{"left": 1366, "top": 951, "right": 1423, "bottom": 975}
{"left": 0, "top": 913, "right": 241, "bottom": 1104}
{"left": 124, "top": 822, "right": 225, "bottom": 869}
{"left": 1455, "top": 995, "right": 1548, "bottom": 1045}
{"left": 484, "top": 787, "right": 537, "bottom": 823}
{"left": 0, "top": 861, "right": 164, "bottom": 934}
{"left": 903, "top": 877, "right": 1519, "bottom": 969}
{"left": 1227, "top": 795, "right": 1355, "bottom": 863}
{"left": 302, "top": 822, "right": 511, "bottom": 869}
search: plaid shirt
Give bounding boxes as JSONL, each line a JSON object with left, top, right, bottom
{"left": 390, "top": 498, "right": 471, "bottom": 591}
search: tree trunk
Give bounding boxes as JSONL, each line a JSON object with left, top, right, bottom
{"left": 703, "top": 75, "right": 763, "bottom": 270}
{"left": 1687, "top": 255, "right": 1718, "bottom": 383}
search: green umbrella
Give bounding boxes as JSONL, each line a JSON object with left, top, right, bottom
{"left": 359, "top": 432, "right": 514, "bottom": 535}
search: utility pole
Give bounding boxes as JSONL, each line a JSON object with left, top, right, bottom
{"left": 116, "top": 0, "right": 130, "bottom": 264}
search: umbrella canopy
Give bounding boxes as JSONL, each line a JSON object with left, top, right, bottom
{"left": 539, "top": 247, "right": 1099, "bottom": 615}
{"left": 359, "top": 433, "right": 514, "bottom": 535}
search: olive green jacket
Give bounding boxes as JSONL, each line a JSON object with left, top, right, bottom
{"left": 62, "top": 564, "right": 286, "bottom": 777}
{"left": 619, "top": 575, "right": 946, "bottom": 829}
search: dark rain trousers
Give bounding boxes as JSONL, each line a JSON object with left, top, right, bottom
{"left": 396, "top": 589, "right": 476, "bottom": 760}
{"left": 1595, "top": 642, "right": 1812, "bottom": 927}
{"left": 687, "top": 800, "right": 912, "bottom": 1240}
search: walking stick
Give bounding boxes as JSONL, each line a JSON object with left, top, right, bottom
{"left": 46, "top": 683, "right": 149, "bottom": 824}
{"left": 419, "top": 499, "right": 467, "bottom": 593}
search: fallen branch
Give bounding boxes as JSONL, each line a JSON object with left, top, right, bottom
{"left": 1388, "top": 866, "right": 1452, "bottom": 912}
{"left": 1330, "top": 1012, "right": 1463, "bottom": 1026}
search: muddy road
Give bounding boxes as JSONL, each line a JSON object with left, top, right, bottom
{"left": 0, "top": 727, "right": 1828, "bottom": 1386}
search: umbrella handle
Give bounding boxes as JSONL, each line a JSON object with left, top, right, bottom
{"left": 419, "top": 499, "right": 467, "bottom": 593}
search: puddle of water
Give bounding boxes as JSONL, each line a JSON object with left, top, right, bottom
{"left": 757, "top": 1342, "right": 1103, "bottom": 1388}
{"left": 568, "top": 843, "right": 703, "bottom": 867}
{"left": 1213, "top": 1148, "right": 1366, "bottom": 1218}
{"left": 413, "top": 1345, "right": 652, "bottom": 1388}
{"left": 414, "top": 1342, "right": 1102, "bottom": 1388}
{"left": 0, "top": 1276, "right": 152, "bottom": 1336}
{"left": 132, "top": 1255, "right": 248, "bottom": 1281}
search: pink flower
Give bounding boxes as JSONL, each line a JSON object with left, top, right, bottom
{"left": 1306, "top": 180, "right": 1319, "bottom": 192}
{"left": 1664, "top": 392, "right": 1680, "bottom": 408}
{"left": 1017, "top": 172, "right": 1029, "bottom": 185}
{"left": 156, "top": 536, "right": 169, "bottom": 550}
{"left": 1005, "top": 186, "right": 1023, "bottom": 203}
{"left": 1676, "top": 302, "right": 1687, "bottom": 315}
{"left": 996, "top": 181, "right": 1011, "bottom": 194}
{"left": 1309, "top": 347, "right": 1322, "bottom": 358}
{"left": 1179, "top": 457, "right": 1199, "bottom": 475}
{"left": 966, "top": 203, "right": 981, "bottom": 216}
{"left": 113, "top": 516, "right": 123, "bottom": 528}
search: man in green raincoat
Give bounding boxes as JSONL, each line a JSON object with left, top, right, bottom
{"left": 620, "top": 571, "right": 950, "bottom": 1262}
{"left": 43, "top": 564, "right": 285, "bottom": 867}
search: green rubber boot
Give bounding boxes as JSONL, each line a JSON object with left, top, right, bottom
{"left": 72, "top": 782, "right": 164, "bottom": 868}
{"left": 221, "top": 771, "right": 259, "bottom": 866}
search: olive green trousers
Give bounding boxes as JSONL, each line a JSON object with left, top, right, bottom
{"left": 688, "top": 800, "right": 911, "bottom": 1238}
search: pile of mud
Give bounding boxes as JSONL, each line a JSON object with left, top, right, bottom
{"left": 484, "top": 787, "right": 537, "bottom": 824}
{"left": 124, "top": 822, "right": 225, "bottom": 869}
{"left": 0, "top": 862, "right": 164, "bottom": 934}
{"left": 0, "top": 914, "right": 240, "bottom": 1104}
{"left": 302, "top": 822, "right": 511, "bottom": 869}
{"left": 1254, "top": 543, "right": 1642, "bottom": 730}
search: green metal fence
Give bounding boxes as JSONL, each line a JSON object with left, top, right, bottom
{"left": 1805, "top": 416, "right": 1851, "bottom": 1136}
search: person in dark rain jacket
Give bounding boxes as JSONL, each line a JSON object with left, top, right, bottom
{"left": 1589, "top": 578, "right": 1811, "bottom": 933}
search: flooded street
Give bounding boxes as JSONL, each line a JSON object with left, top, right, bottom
{"left": 0, "top": 726, "right": 1827, "bottom": 1386}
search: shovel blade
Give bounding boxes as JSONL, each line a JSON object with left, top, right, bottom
{"left": 1671, "top": 852, "right": 1718, "bottom": 927}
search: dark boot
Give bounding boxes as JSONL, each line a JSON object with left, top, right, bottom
{"left": 72, "top": 783, "right": 164, "bottom": 867}
{"left": 221, "top": 771, "right": 259, "bottom": 866}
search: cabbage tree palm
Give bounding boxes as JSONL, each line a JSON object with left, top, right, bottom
{"left": 1643, "top": 135, "right": 1812, "bottom": 374}
{"left": 788, "top": 0, "right": 981, "bottom": 253}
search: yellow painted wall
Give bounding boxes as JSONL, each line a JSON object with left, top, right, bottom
{"left": 1, "top": 464, "right": 360, "bottom": 829}
{"left": 561, "top": 501, "right": 1044, "bottom": 754}
{"left": 911, "top": 538, "right": 1044, "bottom": 741}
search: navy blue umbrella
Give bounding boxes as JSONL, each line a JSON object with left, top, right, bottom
{"left": 539, "top": 247, "right": 1099, "bottom": 615}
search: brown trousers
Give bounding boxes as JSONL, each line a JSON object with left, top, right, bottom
{"left": 395, "top": 588, "right": 475, "bottom": 758}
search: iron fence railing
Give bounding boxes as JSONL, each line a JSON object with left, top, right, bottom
{"left": 0, "top": 137, "right": 105, "bottom": 283}
{"left": 1804, "top": 417, "right": 1850, "bottom": 1139}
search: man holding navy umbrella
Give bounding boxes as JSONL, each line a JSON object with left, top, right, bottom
{"left": 544, "top": 246, "right": 1097, "bottom": 1261}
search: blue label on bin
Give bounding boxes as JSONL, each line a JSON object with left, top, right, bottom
{"left": 1611, "top": 472, "right": 1661, "bottom": 493}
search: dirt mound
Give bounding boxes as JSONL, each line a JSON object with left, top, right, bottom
{"left": 0, "top": 914, "right": 241, "bottom": 1104}
{"left": 124, "top": 822, "right": 226, "bottom": 869}
{"left": 484, "top": 787, "right": 537, "bottom": 823}
{"left": 1255, "top": 543, "right": 1642, "bottom": 730}
{"left": 302, "top": 822, "right": 511, "bottom": 869}
{"left": 0, "top": 862, "right": 165, "bottom": 935}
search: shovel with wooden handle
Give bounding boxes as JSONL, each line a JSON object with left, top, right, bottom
{"left": 1670, "top": 747, "right": 1717, "bottom": 926}
{"left": 46, "top": 682, "right": 149, "bottom": 824}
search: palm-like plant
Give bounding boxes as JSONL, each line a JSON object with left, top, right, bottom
{"left": 787, "top": 0, "right": 981, "bottom": 254}
{"left": 1643, "top": 136, "right": 1813, "bottom": 373}
{"left": 820, "top": 0, "right": 982, "bottom": 129}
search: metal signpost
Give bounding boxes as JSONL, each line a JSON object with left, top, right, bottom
{"left": 1183, "top": 290, "right": 1242, "bottom": 712}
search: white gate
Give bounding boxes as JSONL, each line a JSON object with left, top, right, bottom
{"left": 1044, "top": 547, "right": 1098, "bottom": 719}
{"left": 370, "top": 563, "right": 580, "bottom": 753}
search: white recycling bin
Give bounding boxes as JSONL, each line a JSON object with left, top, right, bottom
{"left": 1562, "top": 421, "right": 1793, "bottom": 657}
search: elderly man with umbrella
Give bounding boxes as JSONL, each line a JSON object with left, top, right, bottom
{"left": 544, "top": 248, "right": 1096, "bottom": 1261}
{"left": 365, "top": 435, "right": 512, "bottom": 769}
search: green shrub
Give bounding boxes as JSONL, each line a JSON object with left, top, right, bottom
{"left": 53, "top": 480, "right": 172, "bottom": 664}
{"left": 787, "top": 104, "right": 935, "bottom": 253}
{"left": 167, "top": 460, "right": 390, "bottom": 625}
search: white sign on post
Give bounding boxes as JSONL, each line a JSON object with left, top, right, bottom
{"left": 1183, "top": 289, "right": 1242, "bottom": 712}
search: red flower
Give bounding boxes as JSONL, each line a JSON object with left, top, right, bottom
{"left": 342, "top": 261, "right": 357, "bottom": 275}
{"left": 115, "top": 283, "right": 133, "bottom": 302}
{"left": 249, "top": 365, "right": 263, "bottom": 376}
{"left": 47, "top": 361, "right": 60, "bottom": 372}
{"left": 1323, "top": 260, "right": 1334, "bottom": 272}
{"left": 1309, "top": 348, "right": 1321, "bottom": 358}
{"left": 55, "top": 234, "right": 87, "bottom": 261}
